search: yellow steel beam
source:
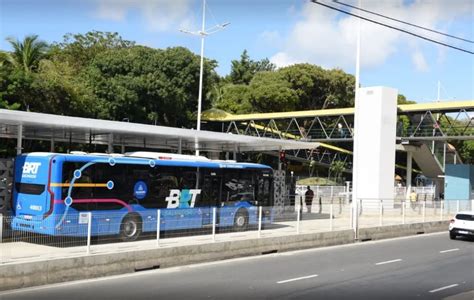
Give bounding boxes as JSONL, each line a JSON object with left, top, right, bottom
{"left": 202, "top": 100, "right": 473, "bottom": 122}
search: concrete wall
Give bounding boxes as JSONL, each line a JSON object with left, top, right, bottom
{"left": 0, "top": 230, "right": 354, "bottom": 291}
{"left": 353, "top": 86, "right": 398, "bottom": 201}
{"left": 445, "top": 164, "right": 474, "bottom": 201}
{"left": 0, "top": 221, "right": 449, "bottom": 292}
{"left": 358, "top": 221, "right": 449, "bottom": 241}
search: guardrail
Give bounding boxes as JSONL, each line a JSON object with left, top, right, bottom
{"left": 0, "top": 199, "right": 471, "bottom": 265}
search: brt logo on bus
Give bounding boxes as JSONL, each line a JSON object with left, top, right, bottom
{"left": 165, "top": 189, "right": 201, "bottom": 209}
{"left": 21, "top": 162, "right": 42, "bottom": 178}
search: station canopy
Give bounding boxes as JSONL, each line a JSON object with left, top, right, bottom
{"left": 0, "top": 109, "right": 319, "bottom": 152}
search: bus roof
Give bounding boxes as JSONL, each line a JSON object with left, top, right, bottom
{"left": 20, "top": 152, "right": 272, "bottom": 170}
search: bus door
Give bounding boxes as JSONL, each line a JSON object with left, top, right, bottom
{"left": 200, "top": 172, "right": 221, "bottom": 226}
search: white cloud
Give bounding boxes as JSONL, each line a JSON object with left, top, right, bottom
{"left": 270, "top": 0, "right": 472, "bottom": 70}
{"left": 270, "top": 52, "right": 302, "bottom": 67}
{"left": 94, "top": 0, "right": 194, "bottom": 32}
{"left": 412, "top": 50, "right": 429, "bottom": 72}
{"left": 259, "top": 30, "right": 284, "bottom": 50}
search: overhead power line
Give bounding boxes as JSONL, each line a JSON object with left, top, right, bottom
{"left": 310, "top": 0, "right": 474, "bottom": 55}
{"left": 333, "top": 0, "right": 474, "bottom": 44}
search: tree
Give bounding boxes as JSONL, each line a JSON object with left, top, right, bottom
{"left": 248, "top": 71, "right": 298, "bottom": 112}
{"left": 329, "top": 160, "right": 346, "bottom": 183}
{"left": 213, "top": 84, "right": 252, "bottom": 114}
{"left": 397, "top": 94, "right": 416, "bottom": 105}
{"left": 4, "top": 35, "right": 48, "bottom": 72}
{"left": 228, "top": 50, "right": 276, "bottom": 85}
{"left": 279, "top": 64, "right": 355, "bottom": 110}
{"left": 83, "top": 46, "right": 218, "bottom": 127}
{"left": 459, "top": 140, "right": 474, "bottom": 164}
{"left": 49, "top": 31, "right": 135, "bottom": 71}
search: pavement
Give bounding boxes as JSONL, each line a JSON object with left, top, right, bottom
{"left": 1, "top": 232, "right": 472, "bottom": 299}
{"left": 0, "top": 204, "right": 454, "bottom": 264}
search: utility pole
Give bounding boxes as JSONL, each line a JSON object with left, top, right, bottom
{"left": 351, "top": 0, "right": 362, "bottom": 235}
{"left": 180, "top": 0, "right": 229, "bottom": 156}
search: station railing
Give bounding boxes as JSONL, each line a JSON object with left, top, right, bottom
{"left": 0, "top": 199, "right": 471, "bottom": 265}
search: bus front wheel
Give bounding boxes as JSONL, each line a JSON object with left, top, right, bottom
{"left": 233, "top": 210, "right": 249, "bottom": 231}
{"left": 120, "top": 215, "right": 142, "bottom": 242}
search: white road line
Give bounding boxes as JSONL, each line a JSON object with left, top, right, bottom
{"left": 440, "top": 248, "right": 459, "bottom": 253}
{"left": 375, "top": 259, "right": 402, "bottom": 266}
{"left": 429, "top": 284, "right": 459, "bottom": 293}
{"left": 277, "top": 274, "right": 318, "bottom": 284}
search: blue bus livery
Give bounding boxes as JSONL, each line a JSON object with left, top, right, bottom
{"left": 11, "top": 152, "right": 274, "bottom": 241}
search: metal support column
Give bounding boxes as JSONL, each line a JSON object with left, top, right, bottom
{"left": 443, "top": 142, "right": 447, "bottom": 172}
{"left": 278, "top": 146, "right": 282, "bottom": 171}
{"left": 406, "top": 151, "right": 413, "bottom": 200}
{"left": 50, "top": 136, "right": 55, "bottom": 152}
{"left": 107, "top": 133, "right": 114, "bottom": 154}
{"left": 233, "top": 144, "right": 237, "bottom": 161}
{"left": 178, "top": 138, "right": 182, "bottom": 154}
{"left": 16, "top": 124, "right": 23, "bottom": 155}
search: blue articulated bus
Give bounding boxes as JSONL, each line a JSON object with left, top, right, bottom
{"left": 11, "top": 152, "right": 274, "bottom": 241}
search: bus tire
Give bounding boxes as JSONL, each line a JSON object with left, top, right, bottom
{"left": 233, "top": 209, "right": 248, "bottom": 231}
{"left": 120, "top": 214, "right": 142, "bottom": 242}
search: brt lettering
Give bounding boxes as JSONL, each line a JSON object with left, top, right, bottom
{"left": 165, "top": 189, "right": 201, "bottom": 209}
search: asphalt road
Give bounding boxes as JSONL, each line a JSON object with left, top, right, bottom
{"left": 1, "top": 232, "right": 473, "bottom": 300}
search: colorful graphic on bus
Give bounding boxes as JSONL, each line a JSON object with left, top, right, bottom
{"left": 11, "top": 152, "right": 274, "bottom": 241}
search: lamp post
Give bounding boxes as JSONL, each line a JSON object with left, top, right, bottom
{"left": 180, "top": 0, "right": 229, "bottom": 156}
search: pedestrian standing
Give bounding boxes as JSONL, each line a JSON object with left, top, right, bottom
{"left": 305, "top": 186, "right": 314, "bottom": 213}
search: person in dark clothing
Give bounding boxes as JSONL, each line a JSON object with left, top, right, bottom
{"left": 305, "top": 186, "right": 314, "bottom": 213}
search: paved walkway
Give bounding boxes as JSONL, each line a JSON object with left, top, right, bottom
{"left": 0, "top": 208, "right": 452, "bottom": 265}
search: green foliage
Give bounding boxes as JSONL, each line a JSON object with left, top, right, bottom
{"left": 228, "top": 50, "right": 276, "bottom": 85}
{"left": 279, "top": 64, "right": 355, "bottom": 110}
{"left": 397, "top": 94, "right": 416, "bottom": 104}
{"left": 213, "top": 84, "right": 252, "bottom": 114}
{"left": 217, "top": 62, "right": 355, "bottom": 115}
{"left": 83, "top": 46, "right": 218, "bottom": 127}
{"left": 248, "top": 71, "right": 298, "bottom": 112}
{"left": 329, "top": 160, "right": 346, "bottom": 183}
{"left": 297, "top": 177, "right": 338, "bottom": 186}
{"left": 459, "top": 140, "right": 474, "bottom": 164}
{"left": 4, "top": 35, "right": 48, "bottom": 73}
{"left": 49, "top": 31, "right": 135, "bottom": 71}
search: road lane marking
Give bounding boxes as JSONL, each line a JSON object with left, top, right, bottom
{"left": 439, "top": 248, "right": 459, "bottom": 253}
{"left": 375, "top": 259, "right": 402, "bottom": 266}
{"left": 277, "top": 274, "right": 318, "bottom": 284}
{"left": 429, "top": 284, "right": 459, "bottom": 293}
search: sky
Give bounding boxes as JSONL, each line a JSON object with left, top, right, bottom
{"left": 1, "top": 0, "right": 473, "bottom": 104}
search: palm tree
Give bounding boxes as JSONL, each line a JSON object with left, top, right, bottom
{"left": 5, "top": 35, "right": 48, "bottom": 72}
{"left": 0, "top": 51, "right": 9, "bottom": 67}
{"left": 329, "top": 160, "right": 346, "bottom": 184}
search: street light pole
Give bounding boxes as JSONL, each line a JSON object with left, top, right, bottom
{"left": 197, "top": 0, "right": 206, "bottom": 135}
{"left": 180, "top": 0, "right": 229, "bottom": 156}
{"left": 352, "top": 0, "right": 362, "bottom": 233}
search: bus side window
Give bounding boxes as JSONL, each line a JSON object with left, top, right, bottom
{"left": 92, "top": 163, "right": 127, "bottom": 210}
{"left": 257, "top": 176, "right": 271, "bottom": 206}
{"left": 199, "top": 174, "right": 221, "bottom": 207}
{"left": 62, "top": 162, "right": 94, "bottom": 211}
{"left": 222, "top": 170, "right": 255, "bottom": 204}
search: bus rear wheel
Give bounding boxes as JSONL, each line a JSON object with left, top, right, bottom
{"left": 233, "top": 210, "right": 249, "bottom": 231}
{"left": 120, "top": 215, "right": 142, "bottom": 242}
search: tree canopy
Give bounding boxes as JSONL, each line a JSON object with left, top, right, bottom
{"left": 1, "top": 31, "right": 471, "bottom": 163}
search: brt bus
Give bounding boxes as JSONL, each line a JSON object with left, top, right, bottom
{"left": 11, "top": 152, "right": 273, "bottom": 241}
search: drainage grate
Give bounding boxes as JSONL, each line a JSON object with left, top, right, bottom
{"left": 135, "top": 265, "right": 160, "bottom": 272}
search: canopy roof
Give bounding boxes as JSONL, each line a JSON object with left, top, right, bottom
{"left": 0, "top": 109, "right": 319, "bottom": 152}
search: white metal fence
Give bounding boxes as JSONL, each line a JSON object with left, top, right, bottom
{"left": 0, "top": 199, "right": 471, "bottom": 265}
